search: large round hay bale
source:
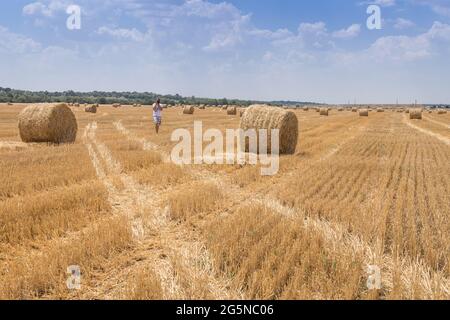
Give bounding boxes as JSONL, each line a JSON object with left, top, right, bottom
{"left": 239, "top": 105, "right": 298, "bottom": 155}
{"left": 227, "top": 106, "right": 237, "bottom": 115}
{"left": 18, "top": 104, "right": 77, "bottom": 144}
{"left": 359, "top": 109, "right": 369, "bottom": 117}
{"left": 85, "top": 105, "right": 97, "bottom": 113}
{"left": 409, "top": 108, "right": 422, "bottom": 119}
{"left": 319, "top": 108, "right": 328, "bottom": 116}
{"left": 183, "top": 105, "right": 194, "bottom": 114}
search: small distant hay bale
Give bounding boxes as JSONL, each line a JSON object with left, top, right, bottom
{"left": 359, "top": 109, "right": 369, "bottom": 117}
{"left": 338, "top": 107, "right": 344, "bottom": 111}
{"left": 240, "top": 105, "right": 298, "bottom": 154}
{"left": 199, "top": 105, "right": 206, "bottom": 110}
{"left": 227, "top": 106, "right": 237, "bottom": 115}
{"left": 405, "top": 109, "right": 410, "bottom": 114}
{"left": 85, "top": 105, "right": 97, "bottom": 113}
{"left": 113, "top": 103, "right": 121, "bottom": 108}
{"left": 183, "top": 105, "right": 194, "bottom": 114}
{"left": 315, "top": 108, "right": 320, "bottom": 112}
{"left": 221, "top": 106, "right": 228, "bottom": 110}
{"left": 319, "top": 108, "right": 329, "bottom": 116}
{"left": 409, "top": 108, "right": 422, "bottom": 119}
{"left": 377, "top": 108, "right": 384, "bottom": 112}
{"left": 352, "top": 108, "right": 357, "bottom": 112}
{"left": 74, "top": 103, "right": 80, "bottom": 107}
{"left": 437, "top": 110, "right": 447, "bottom": 114}
{"left": 7, "top": 102, "right": 13, "bottom": 106}
{"left": 18, "top": 104, "right": 77, "bottom": 144}
{"left": 303, "top": 107, "right": 309, "bottom": 111}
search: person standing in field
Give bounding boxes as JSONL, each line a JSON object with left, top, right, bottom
{"left": 153, "top": 98, "right": 163, "bottom": 134}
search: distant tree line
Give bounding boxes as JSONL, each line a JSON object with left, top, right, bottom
{"left": 0, "top": 87, "right": 318, "bottom": 107}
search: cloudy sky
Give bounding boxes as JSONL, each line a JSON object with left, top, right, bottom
{"left": 0, "top": 0, "right": 449, "bottom": 103}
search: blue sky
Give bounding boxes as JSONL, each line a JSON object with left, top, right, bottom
{"left": 0, "top": 0, "right": 450, "bottom": 103}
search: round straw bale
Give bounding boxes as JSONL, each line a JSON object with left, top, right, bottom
{"left": 221, "top": 106, "right": 228, "bottom": 110}
{"left": 437, "top": 110, "right": 447, "bottom": 114}
{"left": 183, "top": 105, "right": 194, "bottom": 114}
{"left": 352, "top": 108, "right": 357, "bottom": 112}
{"left": 199, "top": 105, "right": 206, "bottom": 110}
{"left": 85, "top": 105, "right": 97, "bottom": 113}
{"left": 319, "top": 108, "right": 329, "bottom": 116}
{"left": 359, "top": 109, "right": 369, "bottom": 117}
{"left": 113, "top": 103, "right": 121, "bottom": 108}
{"left": 409, "top": 108, "right": 422, "bottom": 119}
{"left": 227, "top": 106, "right": 237, "bottom": 115}
{"left": 239, "top": 105, "right": 298, "bottom": 155}
{"left": 377, "top": 108, "right": 384, "bottom": 112}
{"left": 18, "top": 104, "right": 77, "bottom": 144}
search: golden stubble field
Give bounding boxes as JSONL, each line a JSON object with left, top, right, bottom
{"left": 0, "top": 103, "right": 449, "bottom": 300}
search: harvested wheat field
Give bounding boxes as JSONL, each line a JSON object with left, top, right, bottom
{"left": 0, "top": 103, "right": 449, "bottom": 301}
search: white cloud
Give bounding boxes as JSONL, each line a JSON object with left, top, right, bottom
{"left": 97, "top": 26, "right": 148, "bottom": 42}
{"left": 298, "top": 22, "right": 328, "bottom": 36}
{"left": 351, "top": 21, "right": 450, "bottom": 62}
{"left": 22, "top": 0, "right": 69, "bottom": 17}
{"left": 332, "top": 24, "right": 361, "bottom": 39}
{"left": 394, "top": 18, "right": 415, "bottom": 30}
{"left": 0, "top": 26, "right": 41, "bottom": 54}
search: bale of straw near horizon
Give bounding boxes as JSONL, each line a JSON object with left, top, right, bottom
{"left": 85, "top": 105, "right": 97, "bottom": 113}
{"left": 409, "top": 108, "right": 423, "bottom": 119}
{"left": 437, "top": 109, "right": 447, "bottom": 114}
{"left": 221, "top": 105, "right": 228, "bottom": 110}
{"left": 377, "top": 108, "right": 384, "bottom": 112}
{"left": 319, "top": 108, "right": 329, "bottom": 116}
{"left": 227, "top": 106, "right": 237, "bottom": 115}
{"left": 338, "top": 107, "right": 344, "bottom": 111}
{"left": 18, "top": 104, "right": 77, "bottom": 144}
{"left": 240, "top": 105, "right": 298, "bottom": 155}
{"left": 113, "top": 103, "right": 121, "bottom": 108}
{"left": 199, "top": 105, "right": 206, "bottom": 110}
{"left": 359, "top": 109, "right": 369, "bottom": 117}
{"left": 183, "top": 105, "right": 194, "bottom": 114}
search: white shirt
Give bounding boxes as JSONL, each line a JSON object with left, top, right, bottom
{"left": 153, "top": 103, "right": 162, "bottom": 117}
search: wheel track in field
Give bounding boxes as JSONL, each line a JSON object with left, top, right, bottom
{"left": 403, "top": 116, "right": 450, "bottom": 146}
{"left": 83, "top": 122, "right": 240, "bottom": 300}
{"left": 114, "top": 120, "right": 450, "bottom": 299}
{"left": 423, "top": 116, "right": 450, "bottom": 129}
